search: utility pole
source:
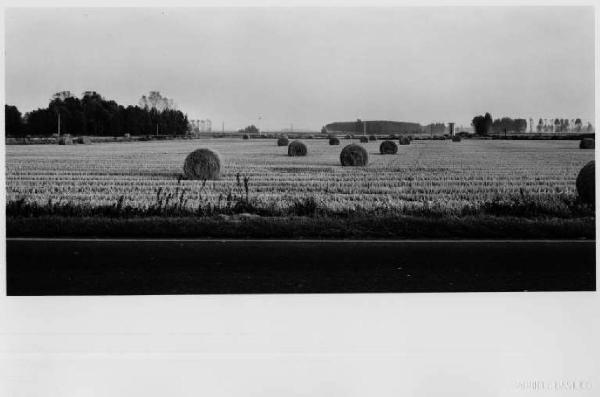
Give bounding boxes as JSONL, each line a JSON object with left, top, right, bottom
{"left": 291, "top": 123, "right": 293, "bottom": 133}
{"left": 57, "top": 112, "right": 61, "bottom": 137}
{"left": 222, "top": 121, "right": 224, "bottom": 133}
{"left": 363, "top": 120, "right": 366, "bottom": 136}
{"left": 258, "top": 116, "right": 262, "bottom": 136}
{"left": 156, "top": 124, "right": 159, "bottom": 136}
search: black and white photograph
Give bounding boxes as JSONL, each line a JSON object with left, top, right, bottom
{"left": 1, "top": 3, "right": 599, "bottom": 396}
{"left": 3, "top": 5, "right": 596, "bottom": 295}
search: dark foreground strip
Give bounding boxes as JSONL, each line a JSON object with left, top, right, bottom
{"left": 6, "top": 239, "right": 595, "bottom": 295}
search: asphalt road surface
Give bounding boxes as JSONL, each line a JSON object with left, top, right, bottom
{"left": 6, "top": 239, "right": 595, "bottom": 295}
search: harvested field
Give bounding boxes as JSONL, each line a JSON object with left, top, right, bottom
{"left": 5, "top": 138, "right": 595, "bottom": 216}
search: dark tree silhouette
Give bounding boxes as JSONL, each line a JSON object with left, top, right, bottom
{"left": 5, "top": 105, "right": 24, "bottom": 136}
{"left": 472, "top": 113, "right": 493, "bottom": 135}
{"left": 20, "top": 91, "right": 189, "bottom": 137}
{"left": 239, "top": 125, "right": 259, "bottom": 134}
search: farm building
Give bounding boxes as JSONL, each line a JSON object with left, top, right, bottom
{"left": 325, "top": 120, "right": 422, "bottom": 135}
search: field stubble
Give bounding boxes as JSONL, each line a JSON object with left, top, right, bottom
{"left": 5, "top": 138, "right": 595, "bottom": 217}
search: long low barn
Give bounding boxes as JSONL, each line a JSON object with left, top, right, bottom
{"left": 325, "top": 120, "right": 423, "bottom": 135}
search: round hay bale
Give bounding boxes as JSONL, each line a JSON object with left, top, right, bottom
{"left": 579, "top": 138, "right": 594, "bottom": 149}
{"left": 329, "top": 137, "right": 340, "bottom": 145}
{"left": 288, "top": 140, "right": 307, "bottom": 157}
{"left": 277, "top": 137, "right": 289, "bottom": 146}
{"left": 58, "top": 135, "right": 73, "bottom": 145}
{"left": 183, "top": 148, "right": 221, "bottom": 180}
{"left": 399, "top": 136, "right": 411, "bottom": 145}
{"left": 340, "top": 144, "right": 369, "bottom": 166}
{"left": 368, "top": 135, "right": 377, "bottom": 141}
{"left": 379, "top": 140, "right": 398, "bottom": 154}
{"left": 76, "top": 136, "right": 91, "bottom": 144}
{"left": 576, "top": 161, "right": 595, "bottom": 206}
{"left": 359, "top": 136, "right": 369, "bottom": 143}
{"left": 452, "top": 136, "right": 462, "bottom": 142}
{"left": 242, "top": 134, "right": 250, "bottom": 140}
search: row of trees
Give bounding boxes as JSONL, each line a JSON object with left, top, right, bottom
{"left": 536, "top": 118, "right": 588, "bottom": 133}
{"left": 472, "top": 113, "right": 593, "bottom": 135}
{"left": 239, "top": 125, "right": 259, "bottom": 134}
{"left": 5, "top": 91, "right": 190, "bottom": 137}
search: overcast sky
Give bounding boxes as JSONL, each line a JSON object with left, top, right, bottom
{"left": 4, "top": 7, "right": 595, "bottom": 131}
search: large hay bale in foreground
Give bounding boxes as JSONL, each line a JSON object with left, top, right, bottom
{"left": 379, "top": 140, "right": 398, "bottom": 154}
{"left": 277, "top": 137, "right": 289, "bottom": 146}
{"left": 580, "top": 138, "right": 594, "bottom": 149}
{"left": 340, "top": 144, "right": 369, "bottom": 166}
{"left": 359, "top": 136, "right": 369, "bottom": 143}
{"left": 288, "top": 140, "right": 307, "bottom": 156}
{"left": 58, "top": 135, "right": 73, "bottom": 145}
{"left": 329, "top": 137, "right": 340, "bottom": 145}
{"left": 452, "top": 136, "right": 461, "bottom": 142}
{"left": 576, "top": 161, "right": 595, "bottom": 206}
{"left": 399, "top": 136, "right": 411, "bottom": 145}
{"left": 183, "top": 148, "right": 221, "bottom": 180}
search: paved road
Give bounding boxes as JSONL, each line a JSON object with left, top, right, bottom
{"left": 6, "top": 239, "right": 595, "bottom": 295}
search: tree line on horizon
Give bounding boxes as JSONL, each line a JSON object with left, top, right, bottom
{"left": 472, "top": 113, "right": 592, "bottom": 135}
{"left": 4, "top": 91, "right": 190, "bottom": 137}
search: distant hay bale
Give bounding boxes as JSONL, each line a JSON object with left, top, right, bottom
{"left": 452, "top": 136, "right": 462, "bottom": 142}
{"left": 288, "top": 140, "right": 307, "bottom": 156}
{"left": 76, "top": 136, "right": 91, "bottom": 144}
{"left": 345, "top": 134, "right": 351, "bottom": 139}
{"left": 399, "top": 136, "right": 411, "bottom": 145}
{"left": 124, "top": 133, "right": 131, "bottom": 139}
{"left": 242, "top": 134, "right": 250, "bottom": 140}
{"left": 58, "top": 135, "right": 73, "bottom": 145}
{"left": 340, "top": 144, "right": 369, "bottom": 166}
{"left": 379, "top": 140, "right": 398, "bottom": 154}
{"left": 329, "top": 137, "right": 340, "bottom": 145}
{"left": 579, "top": 138, "right": 594, "bottom": 149}
{"left": 576, "top": 161, "right": 595, "bottom": 206}
{"left": 183, "top": 148, "right": 221, "bottom": 180}
{"left": 277, "top": 137, "right": 289, "bottom": 146}
{"left": 359, "top": 136, "right": 369, "bottom": 143}
{"left": 368, "top": 135, "right": 377, "bottom": 141}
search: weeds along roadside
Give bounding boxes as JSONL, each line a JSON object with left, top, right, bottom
{"left": 6, "top": 172, "right": 595, "bottom": 219}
